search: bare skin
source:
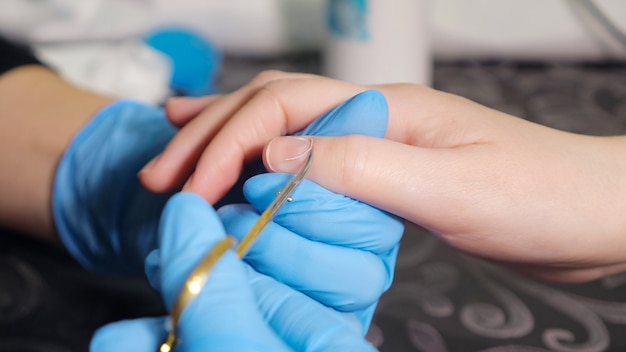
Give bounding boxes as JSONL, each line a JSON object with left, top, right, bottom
{"left": 0, "top": 65, "right": 113, "bottom": 241}
{"left": 138, "top": 70, "right": 626, "bottom": 283}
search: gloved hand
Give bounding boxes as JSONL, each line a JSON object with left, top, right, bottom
{"left": 52, "top": 89, "right": 402, "bottom": 290}
{"left": 218, "top": 90, "right": 404, "bottom": 331}
{"left": 53, "top": 100, "right": 177, "bottom": 276}
{"left": 90, "top": 192, "right": 378, "bottom": 352}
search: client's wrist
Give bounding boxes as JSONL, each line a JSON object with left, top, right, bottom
{"left": 0, "top": 65, "right": 114, "bottom": 241}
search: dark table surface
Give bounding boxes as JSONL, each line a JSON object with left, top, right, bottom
{"left": 2, "top": 57, "right": 625, "bottom": 352}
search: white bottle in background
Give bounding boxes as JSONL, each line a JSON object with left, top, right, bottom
{"left": 323, "top": 0, "right": 432, "bottom": 86}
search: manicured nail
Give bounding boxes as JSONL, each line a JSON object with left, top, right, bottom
{"left": 265, "top": 136, "right": 312, "bottom": 173}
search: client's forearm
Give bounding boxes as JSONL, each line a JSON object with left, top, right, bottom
{"left": 0, "top": 65, "right": 113, "bottom": 241}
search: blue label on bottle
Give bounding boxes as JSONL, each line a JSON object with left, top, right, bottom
{"left": 327, "top": 0, "right": 369, "bottom": 41}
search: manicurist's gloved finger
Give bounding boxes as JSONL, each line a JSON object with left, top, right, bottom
{"left": 153, "top": 192, "right": 288, "bottom": 351}
{"left": 219, "top": 200, "right": 394, "bottom": 312}
{"left": 91, "top": 273, "right": 379, "bottom": 352}
{"left": 92, "top": 192, "right": 288, "bottom": 351}
{"left": 245, "top": 174, "right": 403, "bottom": 253}
{"left": 92, "top": 192, "right": 377, "bottom": 351}
{"left": 245, "top": 266, "right": 379, "bottom": 352}
{"left": 90, "top": 317, "right": 166, "bottom": 352}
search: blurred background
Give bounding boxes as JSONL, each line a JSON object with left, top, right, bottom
{"left": 1, "top": 0, "right": 625, "bottom": 100}
{"left": 1, "top": 1, "right": 625, "bottom": 351}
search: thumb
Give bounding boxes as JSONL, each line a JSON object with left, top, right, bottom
{"left": 263, "top": 134, "right": 463, "bottom": 227}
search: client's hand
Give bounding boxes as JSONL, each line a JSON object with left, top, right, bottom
{"left": 139, "top": 70, "right": 626, "bottom": 283}
{"left": 90, "top": 193, "right": 378, "bottom": 351}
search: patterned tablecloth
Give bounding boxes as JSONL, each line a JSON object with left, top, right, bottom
{"left": 1, "top": 58, "right": 625, "bottom": 352}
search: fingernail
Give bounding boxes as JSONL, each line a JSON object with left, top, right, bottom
{"left": 138, "top": 154, "right": 160, "bottom": 175}
{"left": 265, "top": 136, "right": 312, "bottom": 173}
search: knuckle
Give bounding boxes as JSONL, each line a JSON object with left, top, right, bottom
{"left": 251, "top": 83, "right": 295, "bottom": 136}
{"left": 338, "top": 135, "right": 372, "bottom": 188}
{"left": 251, "top": 69, "right": 289, "bottom": 86}
{"left": 258, "top": 77, "right": 292, "bottom": 100}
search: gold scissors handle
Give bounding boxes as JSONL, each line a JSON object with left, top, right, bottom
{"left": 159, "top": 235, "right": 236, "bottom": 352}
{"left": 159, "top": 140, "right": 313, "bottom": 351}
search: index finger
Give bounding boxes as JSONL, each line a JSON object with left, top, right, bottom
{"left": 183, "top": 76, "right": 366, "bottom": 203}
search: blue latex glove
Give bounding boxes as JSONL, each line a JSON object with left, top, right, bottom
{"left": 91, "top": 192, "right": 378, "bottom": 351}
{"left": 52, "top": 90, "right": 401, "bottom": 286}
{"left": 218, "top": 90, "right": 404, "bottom": 331}
{"left": 53, "top": 101, "right": 177, "bottom": 276}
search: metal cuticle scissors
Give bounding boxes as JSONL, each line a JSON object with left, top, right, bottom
{"left": 160, "top": 139, "right": 313, "bottom": 352}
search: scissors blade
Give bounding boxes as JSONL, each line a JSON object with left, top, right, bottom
{"left": 235, "top": 141, "right": 313, "bottom": 258}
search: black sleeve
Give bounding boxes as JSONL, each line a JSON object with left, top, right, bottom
{"left": 0, "top": 37, "right": 45, "bottom": 75}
